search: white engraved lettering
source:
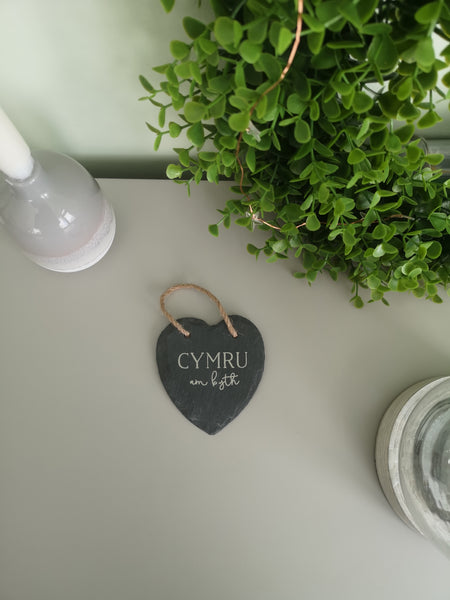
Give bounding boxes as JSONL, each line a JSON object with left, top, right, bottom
{"left": 190, "top": 352, "right": 204, "bottom": 369}
{"left": 177, "top": 352, "right": 189, "bottom": 369}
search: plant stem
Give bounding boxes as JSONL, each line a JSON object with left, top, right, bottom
{"left": 230, "top": 0, "right": 247, "bottom": 19}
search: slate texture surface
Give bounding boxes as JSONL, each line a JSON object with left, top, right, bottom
{"left": 156, "top": 316, "right": 265, "bottom": 434}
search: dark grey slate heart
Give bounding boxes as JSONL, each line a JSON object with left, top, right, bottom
{"left": 156, "top": 315, "right": 264, "bottom": 434}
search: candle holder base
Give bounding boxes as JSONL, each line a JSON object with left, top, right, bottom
{"left": 23, "top": 195, "right": 116, "bottom": 272}
{"left": 0, "top": 150, "right": 116, "bottom": 272}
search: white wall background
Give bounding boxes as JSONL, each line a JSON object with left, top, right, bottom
{"left": 0, "top": 0, "right": 448, "bottom": 177}
{"left": 0, "top": 0, "right": 213, "bottom": 177}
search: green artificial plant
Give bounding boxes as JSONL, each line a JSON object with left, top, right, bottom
{"left": 140, "top": 0, "right": 450, "bottom": 306}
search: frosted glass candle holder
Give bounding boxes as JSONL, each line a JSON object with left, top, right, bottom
{"left": 375, "top": 377, "right": 450, "bottom": 558}
{"left": 0, "top": 150, "right": 115, "bottom": 272}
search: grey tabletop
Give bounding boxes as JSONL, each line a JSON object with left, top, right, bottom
{"left": 0, "top": 179, "right": 449, "bottom": 600}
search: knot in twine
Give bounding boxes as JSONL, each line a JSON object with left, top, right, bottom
{"left": 160, "top": 283, "right": 238, "bottom": 338}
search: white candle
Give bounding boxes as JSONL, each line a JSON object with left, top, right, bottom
{"left": 0, "top": 107, "right": 34, "bottom": 180}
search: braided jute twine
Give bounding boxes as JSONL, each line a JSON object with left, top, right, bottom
{"left": 160, "top": 283, "right": 238, "bottom": 338}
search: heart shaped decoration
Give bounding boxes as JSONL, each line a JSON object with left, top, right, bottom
{"left": 156, "top": 315, "right": 264, "bottom": 434}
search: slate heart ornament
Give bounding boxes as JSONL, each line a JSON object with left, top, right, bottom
{"left": 156, "top": 284, "right": 265, "bottom": 435}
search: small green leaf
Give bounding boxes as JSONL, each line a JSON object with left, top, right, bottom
{"left": 174, "top": 61, "right": 192, "bottom": 79}
{"left": 318, "top": 183, "right": 329, "bottom": 203}
{"left": 417, "top": 110, "right": 443, "bottom": 128}
{"left": 170, "top": 40, "right": 191, "bottom": 60}
{"left": 184, "top": 101, "right": 207, "bottom": 123}
{"left": 194, "top": 167, "right": 203, "bottom": 184}
{"left": 206, "top": 163, "right": 218, "bottom": 183}
{"left": 208, "top": 75, "right": 232, "bottom": 94}
{"left": 368, "top": 35, "right": 398, "bottom": 71}
{"left": 153, "top": 63, "right": 170, "bottom": 75}
{"left": 307, "top": 30, "right": 325, "bottom": 55}
{"left": 427, "top": 241, "right": 442, "bottom": 259}
{"left": 429, "top": 212, "right": 447, "bottom": 231}
{"left": 371, "top": 224, "right": 385, "bottom": 240}
{"left": 357, "top": 0, "right": 378, "bottom": 23}
{"left": 246, "top": 147, "right": 256, "bottom": 172}
{"left": 255, "top": 54, "right": 282, "bottom": 81}
{"left": 269, "top": 21, "right": 281, "bottom": 52}
{"left": 426, "top": 153, "right": 444, "bottom": 165}
{"left": 198, "top": 151, "right": 216, "bottom": 162}
{"left": 190, "top": 62, "right": 202, "bottom": 85}
{"left": 322, "top": 98, "right": 340, "bottom": 119}
{"left": 260, "top": 191, "right": 275, "bottom": 211}
{"left": 255, "top": 95, "right": 268, "bottom": 119}
{"left": 367, "top": 274, "right": 381, "bottom": 289}
{"left": 214, "top": 16, "right": 243, "bottom": 47}
{"left": 378, "top": 92, "right": 402, "bottom": 119}
{"left": 407, "top": 268, "right": 422, "bottom": 279}
{"left": 160, "top": 0, "right": 175, "bottom": 12}
{"left": 395, "top": 124, "right": 415, "bottom": 143}
{"left": 219, "top": 135, "right": 237, "bottom": 150}
{"left": 168, "top": 122, "right": 182, "bottom": 138}
{"left": 248, "top": 19, "right": 268, "bottom": 44}
{"left": 415, "top": 1, "right": 441, "bottom": 25}
{"left": 237, "top": 216, "right": 254, "bottom": 229}
{"left": 221, "top": 151, "right": 235, "bottom": 167}
{"left": 415, "top": 38, "right": 436, "bottom": 68}
{"left": 139, "top": 75, "right": 154, "bottom": 93}
{"left": 348, "top": 148, "right": 366, "bottom": 164}
{"left": 427, "top": 282, "right": 438, "bottom": 296}
{"left": 330, "top": 77, "right": 353, "bottom": 95}
{"left": 302, "top": 13, "right": 325, "bottom": 32}
{"left": 398, "top": 102, "right": 421, "bottom": 121}
{"left": 417, "top": 68, "right": 438, "bottom": 91}
{"left": 386, "top": 133, "right": 402, "bottom": 153}
{"left": 146, "top": 121, "right": 160, "bottom": 135}
{"left": 187, "top": 122, "right": 204, "bottom": 146}
{"left": 198, "top": 38, "right": 217, "bottom": 55}
{"left": 352, "top": 295, "right": 364, "bottom": 309}
{"left": 183, "top": 16, "right": 206, "bottom": 39}
{"left": 166, "top": 163, "right": 182, "bottom": 179}
{"left": 327, "top": 40, "right": 364, "bottom": 50}
{"left": 306, "top": 214, "right": 320, "bottom": 231}
{"left": 158, "top": 107, "right": 166, "bottom": 128}
{"left": 373, "top": 244, "right": 386, "bottom": 258}
{"left": 228, "top": 111, "right": 250, "bottom": 132}
{"left": 362, "top": 23, "right": 392, "bottom": 35}
{"left": 239, "top": 40, "right": 261, "bottom": 64}
{"left": 175, "top": 148, "right": 190, "bottom": 167}
{"left": 353, "top": 92, "right": 373, "bottom": 113}
{"left": 407, "top": 143, "right": 423, "bottom": 163}
{"left": 294, "top": 119, "right": 311, "bottom": 143}
{"left": 370, "top": 127, "right": 389, "bottom": 150}
{"left": 343, "top": 226, "right": 357, "bottom": 249}
{"left": 209, "top": 96, "right": 226, "bottom": 119}
{"left": 233, "top": 64, "right": 246, "bottom": 88}
{"left": 154, "top": 133, "right": 162, "bottom": 152}
{"left": 272, "top": 239, "right": 288, "bottom": 253}
{"left": 296, "top": 73, "right": 311, "bottom": 101}
{"left": 277, "top": 26, "right": 293, "bottom": 54}
{"left": 316, "top": 1, "right": 341, "bottom": 25}
{"left": 287, "top": 93, "right": 306, "bottom": 115}
{"left": 208, "top": 224, "right": 219, "bottom": 237}
{"left": 394, "top": 77, "right": 413, "bottom": 101}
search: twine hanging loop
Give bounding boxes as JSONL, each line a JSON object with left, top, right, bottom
{"left": 160, "top": 283, "right": 238, "bottom": 338}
